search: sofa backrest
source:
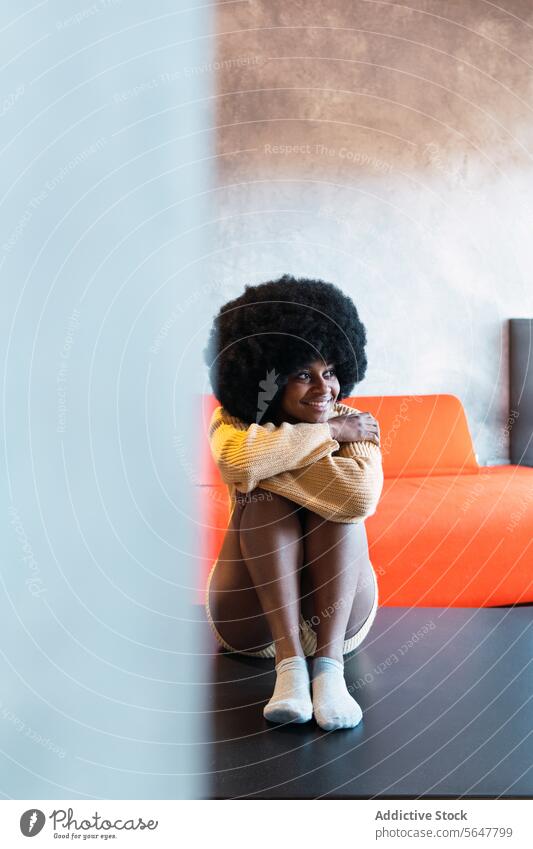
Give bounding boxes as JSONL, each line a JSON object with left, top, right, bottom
{"left": 340, "top": 394, "right": 478, "bottom": 477}
{"left": 196, "top": 393, "right": 479, "bottom": 482}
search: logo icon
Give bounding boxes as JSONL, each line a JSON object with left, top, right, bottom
{"left": 20, "top": 809, "right": 45, "bottom": 837}
{"left": 256, "top": 368, "right": 280, "bottom": 424}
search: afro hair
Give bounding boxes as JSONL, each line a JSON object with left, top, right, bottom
{"left": 203, "top": 274, "right": 368, "bottom": 424}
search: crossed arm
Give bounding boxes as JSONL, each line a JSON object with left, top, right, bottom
{"left": 208, "top": 403, "right": 384, "bottom": 523}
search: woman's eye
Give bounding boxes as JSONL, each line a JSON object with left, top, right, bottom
{"left": 296, "top": 368, "right": 335, "bottom": 380}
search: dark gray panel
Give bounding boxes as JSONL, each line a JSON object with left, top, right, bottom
{"left": 510, "top": 319, "right": 533, "bottom": 467}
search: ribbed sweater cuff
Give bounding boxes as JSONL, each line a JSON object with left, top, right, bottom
{"left": 337, "top": 439, "right": 381, "bottom": 458}
{"left": 310, "top": 421, "right": 340, "bottom": 454}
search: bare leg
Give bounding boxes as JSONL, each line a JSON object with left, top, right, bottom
{"left": 300, "top": 511, "right": 372, "bottom": 664}
{"left": 207, "top": 495, "right": 275, "bottom": 654}
{"left": 208, "top": 498, "right": 374, "bottom": 658}
{"left": 239, "top": 488, "right": 306, "bottom": 662}
{"left": 228, "top": 488, "right": 313, "bottom": 723}
{"left": 297, "top": 512, "right": 373, "bottom": 730}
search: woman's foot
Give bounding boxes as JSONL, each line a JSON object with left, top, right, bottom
{"left": 263, "top": 656, "right": 313, "bottom": 723}
{"left": 311, "top": 656, "right": 363, "bottom": 730}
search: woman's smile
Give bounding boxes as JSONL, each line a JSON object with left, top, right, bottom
{"left": 300, "top": 396, "right": 333, "bottom": 410}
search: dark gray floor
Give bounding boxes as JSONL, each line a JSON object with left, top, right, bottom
{"left": 205, "top": 605, "right": 533, "bottom": 799}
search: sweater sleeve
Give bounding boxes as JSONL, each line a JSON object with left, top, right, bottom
{"left": 256, "top": 400, "right": 384, "bottom": 522}
{"left": 208, "top": 406, "right": 341, "bottom": 492}
{"left": 257, "top": 439, "right": 384, "bottom": 523}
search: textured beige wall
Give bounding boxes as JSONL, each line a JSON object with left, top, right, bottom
{"left": 208, "top": 0, "right": 533, "bottom": 464}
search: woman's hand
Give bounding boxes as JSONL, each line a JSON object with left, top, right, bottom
{"left": 328, "top": 411, "right": 380, "bottom": 446}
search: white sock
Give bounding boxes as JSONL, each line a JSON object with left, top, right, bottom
{"left": 263, "top": 656, "right": 313, "bottom": 724}
{"left": 311, "top": 656, "right": 363, "bottom": 730}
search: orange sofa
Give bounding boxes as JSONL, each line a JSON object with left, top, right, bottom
{"left": 196, "top": 393, "right": 533, "bottom": 607}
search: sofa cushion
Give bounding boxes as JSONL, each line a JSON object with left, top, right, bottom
{"left": 367, "top": 465, "right": 533, "bottom": 606}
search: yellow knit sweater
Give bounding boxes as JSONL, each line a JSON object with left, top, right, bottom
{"left": 207, "top": 400, "right": 384, "bottom": 524}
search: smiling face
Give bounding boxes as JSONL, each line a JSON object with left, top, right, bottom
{"left": 277, "top": 358, "right": 340, "bottom": 424}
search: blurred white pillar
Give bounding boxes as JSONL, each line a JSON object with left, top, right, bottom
{"left": 0, "top": 0, "right": 214, "bottom": 798}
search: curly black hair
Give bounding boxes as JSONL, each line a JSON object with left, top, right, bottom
{"left": 203, "top": 274, "right": 368, "bottom": 424}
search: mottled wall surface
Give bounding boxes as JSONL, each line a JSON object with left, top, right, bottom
{"left": 209, "top": 0, "right": 533, "bottom": 464}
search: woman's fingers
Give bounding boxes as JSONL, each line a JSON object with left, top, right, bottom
{"left": 336, "top": 411, "right": 381, "bottom": 445}
{"left": 360, "top": 413, "right": 380, "bottom": 445}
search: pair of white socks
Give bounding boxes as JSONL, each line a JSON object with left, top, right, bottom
{"left": 263, "top": 655, "right": 363, "bottom": 730}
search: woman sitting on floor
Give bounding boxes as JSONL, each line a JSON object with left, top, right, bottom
{"left": 203, "top": 274, "right": 383, "bottom": 730}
